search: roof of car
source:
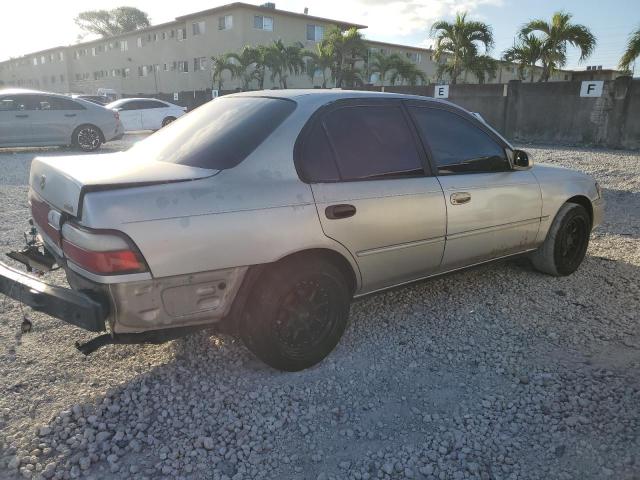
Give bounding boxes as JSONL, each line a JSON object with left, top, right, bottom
{"left": 115, "top": 98, "right": 167, "bottom": 102}
{"left": 0, "top": 88, "right": 69, "bottom": 97}
{"left": 225, "top": 89, "right": 454, "bottom": 107}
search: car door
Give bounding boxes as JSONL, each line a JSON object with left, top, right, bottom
{"left": 117, "top": 101, "right": 143, "bottom": 131}
{"left": 297, "top": 99, "right": 447, "bottom": 293}
{"left": 31, "top": 96, "right": 86, "bottom": 144}
{"left": 0, "top": 95, "right": 33, "bottom": 146}
{"left": 407, "top": 104, "right": 542, "bottom": 270}
{"left": 139, "top": 100, "right": 169, "bottom": 130}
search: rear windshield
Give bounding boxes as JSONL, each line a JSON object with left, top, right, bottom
{"left": 128, "top": 96, "right": 296, "bottom": 170}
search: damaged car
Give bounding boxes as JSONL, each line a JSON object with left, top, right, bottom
{"left": 0, "top": 90, "right": 604, "bottom": 371}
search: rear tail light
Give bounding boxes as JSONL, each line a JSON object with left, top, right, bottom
{"left": 61, "top": 223, "right": 148, "bottom": 275}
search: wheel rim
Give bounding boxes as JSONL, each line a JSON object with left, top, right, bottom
{"left": 77, "top": 127, "right": 100, "bottom": 150}
{"left": 274, "top": 279, "right": 335, "bottom": 358}
{"left": 163, "top": 118, "right": 174, "bottom": 126}
{"left": 558, "top": 216, "right": 588, "bottom": 271}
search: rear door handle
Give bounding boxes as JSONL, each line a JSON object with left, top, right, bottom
{"left": 325, "top": 204, "right": 356, "bottom": 220}
{"left": 450, "top": 192, "right": 471, "bottom": 205}
{"left": 64, "top": 113, "right": 77, "bottom": 117}
{"left": 15, "top": 114, "right": 29, "bottom": 118}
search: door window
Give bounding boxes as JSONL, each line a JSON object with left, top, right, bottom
{"left": 38, "top": 96, "right": 85, "bottom": 110}
{"left": 140, "top": 100, "right": 168, "bottom": 109}
{"left": 297, "top": 105, "right": 424, "bottom": 182}
{"left": 409, "top": 107, "right": 509, "bottom": 175}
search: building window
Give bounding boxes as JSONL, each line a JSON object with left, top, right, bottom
{"left": 163, "top": 63, "right": 168, "bottom": 71}
{"left": 177, "top": 28, "right": 187, "bottom": 41}
{"left": 192, "top": 21, "right": 206, "bottom": 35}
{"left": 137, "top": 37, "right": 143, "bottom": 48}
{"left": 194, "top": 57, "right": 207, "bottom": 71}
{"left": 169, "top": 29, "right": 175, "bottom": 38}
{"left": 92, "top": 47, "right": 97, "bottom": 56}
{"left": 41, "top": 55, "right": 45, "bottom": 64}
{"left": 219, "top": 15, "right": 233, "bottom": 30}
{"left": 406, "top": 52, "right": 421, "bottom": 63}
{"left": 306, "top": 24, "right": 324, "bottom": 41}
{"left": 33, "top": 57, "right": 38, "bottom": 66}
{"left": 121, "top": 40, "right": 128, "bottom": 52}
{"left": 178, "top": 60, "right": 189, "bottom": 72}
{"left": 139, "top": 65, "right": 149, "bottom": 77}
{"left": 162, "top": 32, "right": 166, "bottom": 40}
{"left": 49, "top": 54, "right": 55, "bottom": 62}
{"left": 254, "top": 15, "right": 273, "bottom": 31}
{"left": 123, "top": 68, "right": 130, "bottom": 78}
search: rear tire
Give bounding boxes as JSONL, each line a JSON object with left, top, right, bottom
{"left": 530, "top": 203, "right": 591, "bottom": 276}
{"left": 240, "top": 258, "right": 351, "bottom": 372}
{"left": 161, "top": 117, "right": 176, "bottom": 127}
{"left": 73, "top": 125, "right": 102, "bottom": 151}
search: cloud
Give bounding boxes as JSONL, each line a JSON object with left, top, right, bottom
{"left": 290, "top": 0, "right": 503, "bottom": 40}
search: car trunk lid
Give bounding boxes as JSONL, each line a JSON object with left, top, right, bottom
{"left": 29, "top": 152, "right": 216, "bottom": 217}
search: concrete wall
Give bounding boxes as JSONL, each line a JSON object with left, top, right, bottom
{"left": 363, "top": 78, "right": 639, "bottom": 149}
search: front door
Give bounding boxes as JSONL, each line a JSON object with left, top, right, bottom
{"left": 407, "top": 104, "right": 542, "bottom": 269}
{"left": 296, "top": 100, "right": 447, "bottom": 293}
{"left": 28, "top": 95, "right": 83, "bottom": 144}
{"left": 118, "top": 101, "right": 143, "bottom": 131}
{"left": 139, "top": 100, "right": 168, "bottom": 130}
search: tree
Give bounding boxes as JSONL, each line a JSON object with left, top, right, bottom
{"left": 388, "top": 56, "right": 427, "bottom": 86}
{"left": 430, "top": 12, "right": 494, "bottom": 84}
{"left": 503, "top": 34, "right": 544, "bottom": 81}
{"left": 210, "top": 54, "right": 236, "bottom": 91}
{"left": 266, "top": 40, "right": 306, "bottom": 88}
{"left": 465, "top": 55, "right": 498, "bottom": 84}
{"left": 75, "top": 7, "right": 150, "bottom": 38}
{"left": 226, "top": 46, "right": 260, "bottom": 90}
{"left": 619, "top": 25, "right": 640, "bottom": 73}
{"left": 321, "top": 27, "right": 368, "bottom": 88}
{"left": 521, "top": 12, "right": 596, "bottom": 82}
{"left": 303, "top": 43, "right": 334, "bottom": 88}
{"left": 369, "top": 51, "right": 403, "bottom": 86}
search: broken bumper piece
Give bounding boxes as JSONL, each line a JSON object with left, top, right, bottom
{"left": 0, "top": 261, "right": 108, "bottom": 332}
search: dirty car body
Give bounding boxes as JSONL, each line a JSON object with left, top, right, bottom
{"left": 0, "top": 90, "right": 604, "bottom": 370}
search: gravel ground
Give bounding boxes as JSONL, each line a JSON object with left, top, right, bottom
{"left": 0, "top": 138, "right": 638, "bottom": 480}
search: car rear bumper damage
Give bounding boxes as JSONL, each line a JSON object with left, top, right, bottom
{"left": 0, "top": 261, "right": 108, "bottom": 332}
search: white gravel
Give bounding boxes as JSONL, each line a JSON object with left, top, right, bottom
{"left": 0, "top": 138, "right": 638, "bottom": 480}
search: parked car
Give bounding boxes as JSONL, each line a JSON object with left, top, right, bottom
{"left": 71, "top": 94, "right": 110, "bottom": 106}
{"left": 105, "top": 98, "right": 186, "bottom": 131}
{"left": 0, "top": 90, "right": 604, "bottom": 371}
{"left": 0, "top": 89, "right": 124, "bottom": 151}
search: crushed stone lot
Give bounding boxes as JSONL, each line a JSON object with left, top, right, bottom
{"left": 0, "top": 138, "right": 638, "bottom": 480}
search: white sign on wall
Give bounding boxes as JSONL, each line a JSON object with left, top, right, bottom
{"left": 173, "top": 92, "right": 179, "bottom": 101}
{"left": 434, "top": 85, "right": 449, "bottom": 98}
{"left": 580, "top": 81, "right": 603, "bottom": 97}
{"left": 212, "top": 89, "right": 219, "bottom": 99}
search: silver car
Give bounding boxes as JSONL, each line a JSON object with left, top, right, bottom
{"left": 0, "top": 90, "right": 604, "bottom": 371}
{"left": 0, "top": 89, "right": 124, "bottom": 151}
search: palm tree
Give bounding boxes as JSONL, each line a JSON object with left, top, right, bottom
{"left": 430, "top": 12, "right": 494, "bottom": 84}
{"left": 303, "top": 43, "right": 333, "bottom": 88}
{"left": 465, "top": 54, "right": 498, "bottom": 84}
{"left": 503, "top": 34, "right": 544, "bottom": 81}
{"left": 369, "top": 51, "right": 403, "bottom": 86}
{"left": 322, "top": 27, "right": 368, "bottom": 88}
{"left": 226, "top": 46, "right": 260, "bottom": 90}
{"left": 266, "top": 40, "right": 305, "bottom": 89}
{"left": 389, "top": 56, "right": 428, "bottom": 86}
{"left": 619, "top": 25, "right": 640, "bottom": 73}
{"left": 210, "top": 54, "right": 235, "bottom": 91}
{"left": 521, "top": 12, "right": 596, "bottom": 82}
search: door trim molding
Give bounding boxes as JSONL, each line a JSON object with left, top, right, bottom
{"left": 357, "top": 236, "right": 445, "bottom": 257}
{"left": 447, "top": 217, "right": 541, "bottom": 240}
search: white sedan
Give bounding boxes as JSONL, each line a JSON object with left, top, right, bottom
{"left": 105, "top": 98, "right": 186, "bottom": 131}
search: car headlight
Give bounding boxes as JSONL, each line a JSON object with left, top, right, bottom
{"left": 595, "top": 181, "right": 602, "bottom": 199}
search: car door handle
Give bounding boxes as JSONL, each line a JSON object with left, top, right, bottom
{"left": 325, "top": 204, "right": 356, "bottom": 220}
{"left": 450, "top": 192, "right": 471, "bottom": 205}
{"left": 64, "top": 113, "right": 77, "bottom": 117}
{"left": 15, "top": 114, "right": 29, "bottom": 118}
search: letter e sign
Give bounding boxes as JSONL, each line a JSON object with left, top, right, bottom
{"left": 580, "top": 81, "right": 603, "bottom": 97}
{"left": 434, "top": 85, "right": 449, "bottom": 98}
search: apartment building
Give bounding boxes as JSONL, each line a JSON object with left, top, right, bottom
{"left": 0, "top": 2, "right": 565, "bottom": 96}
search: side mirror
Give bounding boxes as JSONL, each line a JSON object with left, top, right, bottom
{"left": 512, "top": 149, "right": 532, "bottom": 170}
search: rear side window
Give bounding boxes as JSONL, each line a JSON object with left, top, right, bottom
{"left": 409, "top": 107, "right": 509, "bottom": 175}
{"left": 129, "top": 96, "right": 296, "bottom": 169}
{"left": 140, "top": 100, "right": 168, "bottom": 109}
{"left": 41, "top": 96, "right": 85, "bottom": 110}
{"left": 297, "top": 105, "right": 424, "bottom": 182}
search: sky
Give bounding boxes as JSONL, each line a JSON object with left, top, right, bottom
{"left": 1, "top": 0, "right": 637, "bottom": 71}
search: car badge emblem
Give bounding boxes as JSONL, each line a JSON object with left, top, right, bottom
{"left": 40, "top": 175, "right": 46, "bottom": 190}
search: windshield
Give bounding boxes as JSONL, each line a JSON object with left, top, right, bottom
{"left": 127, "top": 96, "right": 296, "bottom": 170}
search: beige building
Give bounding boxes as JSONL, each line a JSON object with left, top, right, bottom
{"left": 0, "top": 2, "right": 567, "bottom": 96}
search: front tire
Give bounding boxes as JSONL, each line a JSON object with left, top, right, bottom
{"left": 240, "top": 258, "right": 351, "bottom": 372}
{"left": 73, "top": 125, "right": 102, "bottom": 151}
{"left": 530, "top": 203, "right": 591, "bottom": 276}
